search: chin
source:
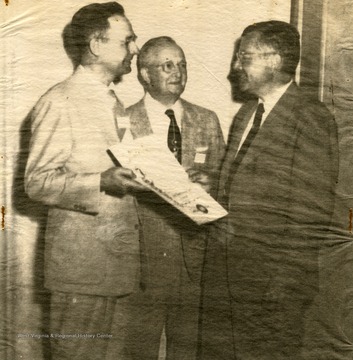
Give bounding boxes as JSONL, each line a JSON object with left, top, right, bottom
{"left": 122, "top": 65, "right": 132, "bottom": 74}
{"left": 169, "top": 85, "right": 184, "bottom": 94}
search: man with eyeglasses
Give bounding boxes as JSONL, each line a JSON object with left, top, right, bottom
{"left": 125, "top": 36, "right": 224, "bottom": 359}
{"left": 25, "top": 3, "right": 145, "bottom": 359}
{"left": 201, "top": 21, "right": 339, "bottom": 359}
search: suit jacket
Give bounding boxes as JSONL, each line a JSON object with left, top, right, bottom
{"left": 217, "top": 82, "right": 339, "bottom": 301}
{"left": 127, "top": 98, "right": 225, "bottom": 287}
{"left": 25, "top": 67, "right": 141, "bottom": 296}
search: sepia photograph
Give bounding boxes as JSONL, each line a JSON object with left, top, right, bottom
{"left": 1, "top": 0, "right": 353, "bottom": 359}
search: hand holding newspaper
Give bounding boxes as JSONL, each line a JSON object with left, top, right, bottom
{"left": 108, "top": 123, "right": 228, "bottom": 225}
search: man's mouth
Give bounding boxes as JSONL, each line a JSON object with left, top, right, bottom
{"left": 123, "top": 57, "right": 132, "bottom": 65}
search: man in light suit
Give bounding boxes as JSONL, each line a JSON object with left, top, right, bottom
{"left": 201, "top": 21, "right": 339, "bottom": 359}
{"left": 25, "top": 3, "right": 144, "bottom": 359}
{"left": 125, "top": 36, "right": 224, "bottom": 359}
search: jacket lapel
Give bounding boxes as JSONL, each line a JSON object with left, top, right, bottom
{"left": 129, "top": 99, "right": 153, "bottom": 139}
{"left": 218, "top": 100, "right": 258, "bottom": 199}
{"left": 234, "top": 83, "right": 299, "bottom": 171}
{"left": 179, "top": 99, "right": 195, "bottom": 167}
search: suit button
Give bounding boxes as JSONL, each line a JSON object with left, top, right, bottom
{"left": 163, "top": 252, "right": 167, "bottom": 257}
{"left": 134, "top": 224, "right": 139, "bottom": 230}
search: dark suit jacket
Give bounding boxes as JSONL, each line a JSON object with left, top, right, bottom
{"left": 127, "top": 98, "right": 225, "bottom": 287}
{"left": 218, "top": 82, "right": 339, "bottom": 302}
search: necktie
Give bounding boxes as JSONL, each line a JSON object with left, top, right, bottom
{"left": 223, "top": 102, "right": 265, "bottom": 203}
{"left": 108, "top": 89, "right": 126, "bottom": 141}
{"left": 165, "top": 109, "right": 182, "bottom": 164}
{"left": 108, "top": 89, "right": 125, "bottom": 117}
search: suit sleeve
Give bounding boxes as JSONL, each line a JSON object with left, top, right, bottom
{"left": 265, "top": 101, "right": 339, "bottom": 300}
{"left": 25, "top": 95, "right": 101, "bottom": 214}
{"left": 286, "top": 102, "right": 339, "bottom": 238}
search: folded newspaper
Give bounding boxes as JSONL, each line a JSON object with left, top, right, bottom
{"left": 108, "top": 124, "right": 228, "bottom": 225}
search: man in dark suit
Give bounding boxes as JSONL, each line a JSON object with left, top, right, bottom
{"left": 126, "top": 36, "right": 224, "bottom": 359}
{"left": 201, "top": 21, "right": 339, "bottom": 359}
{"left": 25, "top": 3, "right": 145, "bottom": 359}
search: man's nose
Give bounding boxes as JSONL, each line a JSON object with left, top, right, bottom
{"left": 172, "top": 63, "right": 186, "bottom": 77}
{"left": 173, "top": 66, "right": 181, "bottom": 76}
{"left": 129, "top": 41, "right": 139, "bottom": 55}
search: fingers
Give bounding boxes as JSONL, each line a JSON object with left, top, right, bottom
{"left": 100, "top": 167, "right": 147, "bottom": 195}
{"left": 186, "top": 168, "right": 212, "bottom": 193}
{"left": 185, "top": 168, "right": 199, "bottom": 180}
{"left": 123, "top": 178, "right": 148, "bottom": 193}
{"left": 187, "top": 169, "right": 210, "bottom": 185}
{"left": 114, "top": 167, "right": 136, "bottom": 179}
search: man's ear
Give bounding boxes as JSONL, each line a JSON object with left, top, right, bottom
{"left": 140, "top": 68, "right": 151, "bottom": 84}
{"left": 89, "top": 38, "right": 100, "bottom": 57}
{"left": 269, "top": 53, "right": 282, "bottom": 72}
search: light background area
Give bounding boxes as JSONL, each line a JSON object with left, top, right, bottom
{"left": 3, "top": 0, "right": 291, "bottom": 137}
{"left": 1, "top": 1, "right": 290, "bottom": 358}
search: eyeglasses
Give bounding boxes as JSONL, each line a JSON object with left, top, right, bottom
{"left": 152, "top": 60, "right": 187, "bottom": 74}
{"left": 236, "top": 51, "right": 277, "bottom": 63}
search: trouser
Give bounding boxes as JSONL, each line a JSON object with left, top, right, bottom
{"left": 125, "top": 272, "right": 202, "bottom": 360}
{"left": 49, "top": 291, "right": 133, "bottom": 360}
{"left": 199, "top": 236, "right": 234, "bottom": 360}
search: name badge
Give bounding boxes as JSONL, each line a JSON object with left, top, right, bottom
{"left": 194, "top": 146, "right": 208, "bottom": 164}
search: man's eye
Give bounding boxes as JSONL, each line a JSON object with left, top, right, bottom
{"left": 122, "top": 39, "right": 132, "bottom": 47}
{"left": 164, "top": 62, "right": 174, "bottom": 71}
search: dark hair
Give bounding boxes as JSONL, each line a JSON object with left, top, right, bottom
{"left": 242, "top": 20, "right": 300, "bottom": 76}
{"left": 63, "top": 2, "right": 125, "bottom": 67}
{"left": 137, "top": 36, "right": 183, "bottom": 86}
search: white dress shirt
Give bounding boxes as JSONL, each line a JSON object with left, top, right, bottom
{"left": 143, "top": 92, "right": 183, "bottom": 151}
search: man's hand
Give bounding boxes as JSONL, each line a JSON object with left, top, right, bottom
{"left": 100, "top": 167, "right": 147, "bottom": 195}
{"left": 186, "top": 168, "right": 211, "bottom": 193}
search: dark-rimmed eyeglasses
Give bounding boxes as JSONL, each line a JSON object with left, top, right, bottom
{"left": 236, "top": 51, "right": 277, "bottom": 63}
{"left": 151, "top": 60, "right": 187, "bottom": 74}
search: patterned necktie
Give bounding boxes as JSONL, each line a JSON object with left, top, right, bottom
{"left": 165, "top": 109, "right": 182, "bottom": 164}
{"left": 224, "top": 102, "right": 265, "bottom": 203}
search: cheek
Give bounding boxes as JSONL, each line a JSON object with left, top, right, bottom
{"left": 111, "top": 46, "right": 127, "bottom": 60}
{"left": 149, "top": 70, "right": 165, "bottom": 86}
{"left": 245, "top": 67, "right": 264, "bottom": 82}
{"left": 150, "top": 76, "right": 164, "bottom": 90}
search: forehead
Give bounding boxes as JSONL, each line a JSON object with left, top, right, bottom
{"left": 149, "top": 45, "right": 185, "bottom": 63}
{"left": 106, "top": 15, "right": 135, "bottom": 39}
{"left": 239, "top": 31, "right": 272, "bottom": 52}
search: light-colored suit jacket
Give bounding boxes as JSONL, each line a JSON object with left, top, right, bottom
{"left": 127, "top": 98, "right": 225, "bottom": 287}
{"left": 25, "top": 67, "right": 141, "bottom": 296}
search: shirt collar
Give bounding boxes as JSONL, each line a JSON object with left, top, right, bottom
{"left": 144, "top": 92, "right": 183, "bottom": 123}
{"left": 261, "top": 80, "right": 292, "bottom": 118}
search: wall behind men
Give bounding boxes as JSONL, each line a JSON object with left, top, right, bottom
{"left": 1, "top": 1, "right": 290, "bottom": 358}
{"left": 3, "top": 0, "right": 291, "bottom": 136}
